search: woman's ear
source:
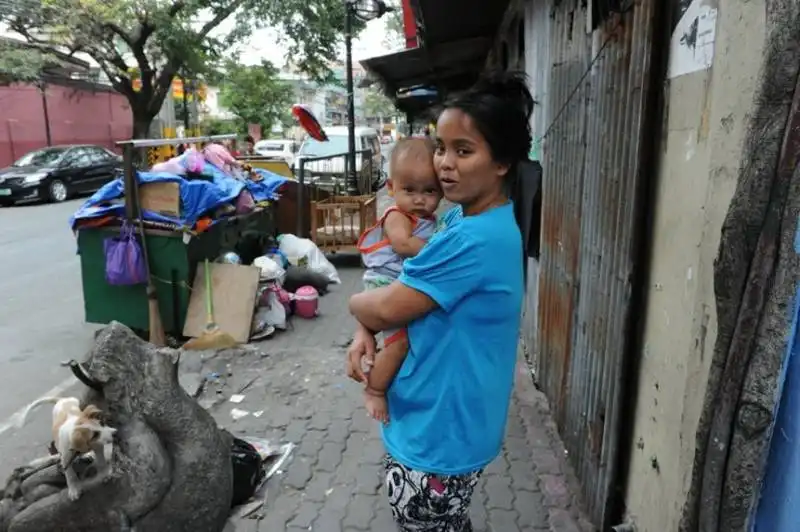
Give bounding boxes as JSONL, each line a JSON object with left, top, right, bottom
{"left": 495, "top": 162, "right": 510, "bottom": 178}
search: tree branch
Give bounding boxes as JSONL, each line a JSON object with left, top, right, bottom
{"left": 104, "top": 22, "right": 155, "bottom": 93}
{"left": 199, "top": 0, "right": 247, "bottom": 37}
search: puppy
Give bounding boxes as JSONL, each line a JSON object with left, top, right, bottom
{"left": 14, "top": 396, "right": 116, "bottom": 500}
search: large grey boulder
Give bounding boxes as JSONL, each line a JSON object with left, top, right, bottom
{"left": 0, "top": 322, "right": 233, "bottom": 532}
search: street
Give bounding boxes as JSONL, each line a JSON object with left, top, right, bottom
{"left": 0, "top": 199, "right": 93, "bottom": 481}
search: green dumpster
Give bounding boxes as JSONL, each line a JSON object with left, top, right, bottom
{"left": 78, "top": 208, "right": 274, "bottom": 335}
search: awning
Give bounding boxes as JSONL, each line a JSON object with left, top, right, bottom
{"left": 360, "top": 36, "right": 493, "bottom": 114}
{"left": 360, "top": 0, "right": 512, "bottom": 117}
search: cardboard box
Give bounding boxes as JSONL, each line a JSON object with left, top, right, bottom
{"left": 139, "top": 182, "right": 180, "bottom": 217}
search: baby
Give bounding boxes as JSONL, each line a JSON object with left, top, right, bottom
{"left": 357, "top": 137, "right": 442, "bottom": 423}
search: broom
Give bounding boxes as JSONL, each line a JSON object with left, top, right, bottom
{"left": 131, "top": 168, "right": 166, "bottom": 347}
{"left": 183, "top": 259, "right": 238, "bottom": 351}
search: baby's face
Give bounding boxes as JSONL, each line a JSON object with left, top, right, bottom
{"left": 390, "top": 158, "right": 442, "bottom": 218}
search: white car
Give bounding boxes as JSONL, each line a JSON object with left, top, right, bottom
{"left": 253, "top": 139, "right": 297, "bottom": 167}
{"left": 294, "top": 126, "right": 384, "bottom": 193}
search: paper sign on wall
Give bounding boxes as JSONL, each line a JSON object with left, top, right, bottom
{"left": 668, "top": 0, "right": 719, "bottom": 79}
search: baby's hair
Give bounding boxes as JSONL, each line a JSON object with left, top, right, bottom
{"left": 390, "top": 136, "right": 435, "bottom": 174}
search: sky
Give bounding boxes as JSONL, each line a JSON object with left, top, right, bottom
{"left": 233, "top": 17, "right": 397, "bottom": 67}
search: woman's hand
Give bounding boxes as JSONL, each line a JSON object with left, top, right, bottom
{"left": 347, "top": 324, "right": 377, "bottom": 384}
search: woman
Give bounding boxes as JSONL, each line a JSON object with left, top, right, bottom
{"left": 347, "top": 70, "right": 534, "bottom": 530}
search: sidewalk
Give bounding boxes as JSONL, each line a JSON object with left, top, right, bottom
{"left": 183, "top": 261, "right": 594, "bottom": 532}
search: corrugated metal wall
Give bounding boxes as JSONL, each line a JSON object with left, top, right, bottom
{"left": 535, "top": 0, "right": 657, "bottom": 525}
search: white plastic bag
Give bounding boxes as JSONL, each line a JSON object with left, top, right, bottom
{"left": 277, "top": 234, "right": 341, "bottom": 284}
{"left": 253, "top": 255, "right": 286, "bottom": 284}
{"left": 261, "top": 291, "right": 287, "bottom": 330}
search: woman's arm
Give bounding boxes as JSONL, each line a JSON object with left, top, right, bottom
{"left": 349, "top": 281, "right": 437, "bottom": 332}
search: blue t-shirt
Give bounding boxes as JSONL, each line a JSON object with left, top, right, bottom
{"left": 382, "top": 202, "right": 523, "bottom": 475}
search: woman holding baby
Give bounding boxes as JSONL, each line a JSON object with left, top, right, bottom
{"left": 347, "top": 70, "right": 533, "bottom": 530}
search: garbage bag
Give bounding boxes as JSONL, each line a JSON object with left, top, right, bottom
{"left": 230, "top": 435, "right": 265, "bottom": 507}
{"left": 103, "top": 224, "right": 147, "bottom": 286}
{"left": 277, "top": 234, "right": 341, "bottom": 284}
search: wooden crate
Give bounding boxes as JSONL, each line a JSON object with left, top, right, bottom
{"left": 310, "top": 195, "right": 377, "bottom": 253}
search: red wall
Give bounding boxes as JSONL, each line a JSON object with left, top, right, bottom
{"left": 0, "top": 82, "right": 132, "bottom": 167}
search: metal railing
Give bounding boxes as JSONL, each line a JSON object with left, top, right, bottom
{"left": 294, "top": 149, "right": 384, "bottom": 234}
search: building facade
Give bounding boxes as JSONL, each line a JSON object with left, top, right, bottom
{"left": 363, "top": 0, "right": 800, "bottom": 530}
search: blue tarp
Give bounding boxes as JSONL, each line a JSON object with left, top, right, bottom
{"left": 69, "top": 164, "right": 289, "bottom": 229}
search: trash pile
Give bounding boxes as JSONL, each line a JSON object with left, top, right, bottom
{"left": 207, "top": 233, "right": 341, "bottom": 343}
{"left": 69, "top": 144, "right": 289, "bottom": 232}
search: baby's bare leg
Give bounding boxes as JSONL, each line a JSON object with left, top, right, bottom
{"left": 364, "top": 336, "right": 408, "bottom": 424}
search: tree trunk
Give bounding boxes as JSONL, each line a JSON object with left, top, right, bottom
{"left": 132, "top": 110, "right": 153, "bottom": 140}
{"left": 129, "top": 103, "right": 157, "bottom": 168}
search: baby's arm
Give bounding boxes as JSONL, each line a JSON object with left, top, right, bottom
{"left": 384, "top": 211, "right": 426, "bottom": 258}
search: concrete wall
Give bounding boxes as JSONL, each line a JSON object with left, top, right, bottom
{"left": 622, "top": 1, "right": 767, "bottom": 530}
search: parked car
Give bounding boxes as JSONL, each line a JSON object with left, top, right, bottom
{"left": 253, "top": 139, "right": 297, "bottom": 167}
{"left": 0, "top": 145, "right": 122, "bottom": 205}
{"left": 294, "top": 126, "right": 385, "bottom": 193}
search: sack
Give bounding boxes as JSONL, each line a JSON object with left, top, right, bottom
{"left": 277, "top": 234, "right": 341, "bottom": 284}
{"left": 103, "top": 224, "right": 147, "bottom": 286}
{"left": 230, "top": 436, "right": 265, "bottom": 507}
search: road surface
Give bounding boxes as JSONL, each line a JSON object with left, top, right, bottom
{"left": 0, "top": 199, "right": 94, "bottom": 481}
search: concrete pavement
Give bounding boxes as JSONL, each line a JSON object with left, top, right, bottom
{"left": 0, "top": 199, "right": 91, "bottom": 481}
{"left": 195, "top": 264, "right": 594, "bottom": 532}
{"left": 0, "top": 192, "right": 595, "bottom": 531}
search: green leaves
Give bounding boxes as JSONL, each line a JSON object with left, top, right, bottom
{"left": 217, "top": 60, "right": 294, "bottom": 135}
{"left": 363, "top": 88, "right": 397, "bottom": 120}
{"left": 0, "top": 0, "right": 365, "bottom": 137}
{"left": 0, "top": 44, "right": 50, "bottom": 85}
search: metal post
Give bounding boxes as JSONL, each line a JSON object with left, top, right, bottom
{"left": 297, "top": 159, "right": 305, "bottom": 236}
{"left": 122, "top": 144, "right": 137, "bottom": 221}
{"left": 40, "top": 84, "right": 51, "bottom": 146}
{"left": 345, "top": 3, "right": 358, "bottom": 196}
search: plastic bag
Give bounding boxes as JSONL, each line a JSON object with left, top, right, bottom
{"left": 253, "top": 255, "right": 286, "bottom": 283}
{"left": 256, "top": 290, "right": 287, "bottom": 330}
{"left": 235, "top": 190, "right": 255, "bottom": 215}
{"left": 277, "top": 234, "right": 341, "bottom": 284}
{"left": 150, "top": 158, "right": 186, "bottom": 175}
{"left": 230, "top": 435, "right": 265, "bottom": 507}
{"left": 184, "top": 149, "right": 205, "bottom": 173}
{"left": 103, "top": 224, "right": 147, "bottom": 285}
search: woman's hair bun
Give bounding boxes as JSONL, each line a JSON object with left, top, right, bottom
{"left": 472, "top": 70, "right": 535, "bottom": 123}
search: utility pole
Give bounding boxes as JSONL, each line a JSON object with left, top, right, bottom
{"left": 344, "top": 2, "right": 358, "bottom": 195}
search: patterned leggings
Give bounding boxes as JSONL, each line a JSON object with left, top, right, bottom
{"left": 384, "top": 455, "right": 483, "bottom": 531}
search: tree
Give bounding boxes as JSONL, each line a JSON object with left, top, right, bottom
{"left": 1, "top": 0, "right": 361, "bottom": 139}
{"left": 363, "top": 87, "right": 397, "bottom": 122}
{"left": 217, "top": 61, "right": 293, "bottom": 135}
{"left": 383, "top": 1, "right": 405, "bottom": 49}
{"left": 0, "top": 44, "right": 51, "bottom": 85}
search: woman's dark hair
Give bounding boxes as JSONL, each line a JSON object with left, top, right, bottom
{"left": 442, "top": 71, "right": 540, "bottom": 276}
{"left": 441, "top": 70, "right": 534, "bottom": 170}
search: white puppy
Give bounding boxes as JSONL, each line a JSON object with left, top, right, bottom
{"left": 14, "top": 396, "right": 116, "bottom": 500}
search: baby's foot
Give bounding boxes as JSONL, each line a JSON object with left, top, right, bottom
{"left": 364, "top": 391, "right": 389, "bottom": 424}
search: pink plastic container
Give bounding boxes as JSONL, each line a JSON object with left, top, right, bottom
{"left": 294, "top": 286, "right": 319, "bottom": 319}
